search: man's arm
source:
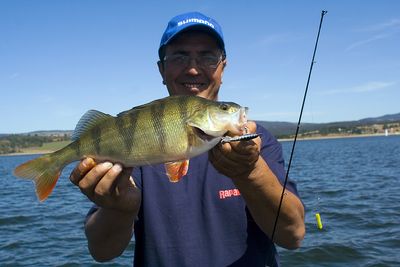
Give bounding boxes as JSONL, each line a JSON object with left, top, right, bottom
{"left": 69, "top": 158, "right": 141, "bottom": 262}
{"left": 209, "top": 122, "right": 305, "bottom": 249}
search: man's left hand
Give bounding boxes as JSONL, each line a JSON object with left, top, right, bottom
{"left": 209, "top": 121, "right": 261, "bottom": 179}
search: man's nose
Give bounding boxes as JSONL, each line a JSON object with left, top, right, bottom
{"left": 185, "top": 58, "right": 201, "bottom": 75}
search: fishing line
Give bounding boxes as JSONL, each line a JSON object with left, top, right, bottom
{"left": 267, "top": 10, "right": 327, "bottom": 267}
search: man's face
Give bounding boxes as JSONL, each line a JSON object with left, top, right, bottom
{"left": 158, "top": 31, "right": 226, "bottom": 101}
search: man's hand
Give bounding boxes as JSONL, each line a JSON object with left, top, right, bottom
{"left": 69, "top": 158, "right": 141, "bottom": 213}
{"left": 209, "top": 121, "right": 261, "bottom": 179}
{"left": 210, "top": 121, "right": 305, "bottom": 248}
{"left": 69, "top": 158, "right": 141, "bottom": 261}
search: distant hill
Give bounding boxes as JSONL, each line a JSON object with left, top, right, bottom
{"left": 358, "top": 113, "right": 400, "bottom": 123}
{"left": 21, "top": 130, "right": 73, "bottom": 137}
{"left": 257, "top": 112, "right": 400, "bottom": 138}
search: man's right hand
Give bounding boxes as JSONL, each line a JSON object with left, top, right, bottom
{"left": 69, "top": 157, "right": 141, "bottom": 213}
{"left": 69, "top": 158, "right": 141, "bottom": 261}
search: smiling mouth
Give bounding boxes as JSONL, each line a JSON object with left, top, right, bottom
{"left": 183, "top": 83, "right": 206, "bottom": 90}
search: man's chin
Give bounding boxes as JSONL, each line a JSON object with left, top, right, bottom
{"left": 182, "top": 86, "right": 205, "bottom": 95}
{"left": 170, "top": 85, "right": 210, "bottom": 97}
{"left": 189, "top": 87, "right": 202, "bottom": 94}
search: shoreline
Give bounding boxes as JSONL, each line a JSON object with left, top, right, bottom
{"left": 1, "top": 133, "right": 399, "bottom": 157}
{"left": 278, "top": 132, "right": 400, "bottom": 142}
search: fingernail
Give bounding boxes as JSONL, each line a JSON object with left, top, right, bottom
{"left": 82, "top": 158, "right": 95, "bottom": 168}
{"left": 112, "top": 163, "right": 122, "bottom": 172}
{"left": 101, "top": 162, "right": 113, "bottom": 169}
{"left": 82, "top": 158, "right": 89, "bottom": 167}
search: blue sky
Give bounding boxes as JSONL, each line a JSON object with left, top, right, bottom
{"left": 1, "top": 1, "right": 399, "bottom": 133}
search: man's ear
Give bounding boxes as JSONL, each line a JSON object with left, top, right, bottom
{"left": 222, "top": 58, "right": 227, "bottom": 69}
{"left": 157, "top": 60, "right": 166, "bottom": 84}
{"left": 220, "top": 59, "right": 227, "bottom": 82}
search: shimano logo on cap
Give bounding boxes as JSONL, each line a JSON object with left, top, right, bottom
{"left": 177, "top": 18, "right": 215, "bottom": 29}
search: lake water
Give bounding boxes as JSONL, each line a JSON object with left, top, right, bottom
{"left": 1, "top": 135, "right": 399, "bottom": 266}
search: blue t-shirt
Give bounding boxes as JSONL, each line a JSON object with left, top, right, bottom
{"left": 131, "top": 124, "right": 300, "bottom": 267}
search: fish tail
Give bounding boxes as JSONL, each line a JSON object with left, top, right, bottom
{"left": 14, "top": 153, "right": 64, "bottom": 202}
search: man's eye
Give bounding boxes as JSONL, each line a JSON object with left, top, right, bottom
{"left": 172, "top": 55, "right": 188, "bottom": 63}
{"left": 201, "top": 56, "right": 217, "bottom": 65}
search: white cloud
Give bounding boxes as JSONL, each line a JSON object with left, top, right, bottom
{"left": 345, "top": 33, "right": 390, "bottom": 51}
{"left": 320, "top": 81, "right": 396, "bottom": 95}
{"left": 359, "top": 18, "right": 400, "bottom": 32}
{"left": 346, "top": 18, "right": 400, "bottom": 51}
{"left": 251, "top": 33, "right": 295, "bottom": 48}
{"left": 352, "top": 81, "right": 396, "bottom": 92}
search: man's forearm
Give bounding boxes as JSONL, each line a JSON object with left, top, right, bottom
{"left": 232, "top": 158, "right": 305, "bottom": 249}
{"left": 85, "top": 207, "right": 136, "bottom": 262}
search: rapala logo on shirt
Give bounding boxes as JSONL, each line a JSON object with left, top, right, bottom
{"left": 219, "top": 189, "right": 241, "bottom": 199}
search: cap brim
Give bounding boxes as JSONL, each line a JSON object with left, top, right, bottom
{"left": 159, "top": 24, "right": 225, "bottom": 59}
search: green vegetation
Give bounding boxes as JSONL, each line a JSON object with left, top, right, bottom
{"left": 296, "top": 122, "right": 400, "bottom": 139}
{"left": 0, "top": 134, "right": 70, "bottom": 154}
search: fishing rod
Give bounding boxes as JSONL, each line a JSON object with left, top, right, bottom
{"left": 268, "top": 9, "right": 328, "bottom": 265}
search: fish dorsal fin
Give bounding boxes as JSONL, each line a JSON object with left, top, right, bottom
{"left": 117, "top": 97, "right": 171, "bottom": 117}
{"left": 71, "top": 110, "right": 112, "bottom": 141}
{"left": 117, "top": 104, "right": 147, "bottom": 117}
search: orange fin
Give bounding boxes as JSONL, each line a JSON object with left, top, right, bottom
{"left": 14, "top": 154, "right": 62, "bottom": 202}
{"left": 164, "top": 160, "right": 189, "bottom": 183}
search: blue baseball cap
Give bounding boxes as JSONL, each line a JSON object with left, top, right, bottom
{"left": 158, "top": 12, "right": 225, "bottom": 60}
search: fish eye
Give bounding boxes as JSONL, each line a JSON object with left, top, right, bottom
{"left": 220, "top": 104, "right": 229, "bottom": 111}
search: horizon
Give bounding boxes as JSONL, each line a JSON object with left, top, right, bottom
{"left": 2, "top": 111, "right": 399, "bottom": 135}
{"left": 1, "top": 1, "right": 399, "bottom": 133}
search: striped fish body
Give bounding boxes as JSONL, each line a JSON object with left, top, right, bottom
{"left": 14, "top": 95, "right": 248, "bottom": 201}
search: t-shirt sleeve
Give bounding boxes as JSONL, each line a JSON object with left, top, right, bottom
{"left": 257, "top": 124, "right": 300, "bottom": 198}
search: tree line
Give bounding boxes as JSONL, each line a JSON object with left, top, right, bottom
{"left": 0, "top": 134, "right": 70, "bottom": 154}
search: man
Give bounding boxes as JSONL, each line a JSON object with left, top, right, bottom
{"left": 70, "top": 12, "right": 305, "bottom": 266}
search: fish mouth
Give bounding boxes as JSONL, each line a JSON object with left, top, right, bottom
{"left": 217, "top": 107, "right": 248, "bottom": 136}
